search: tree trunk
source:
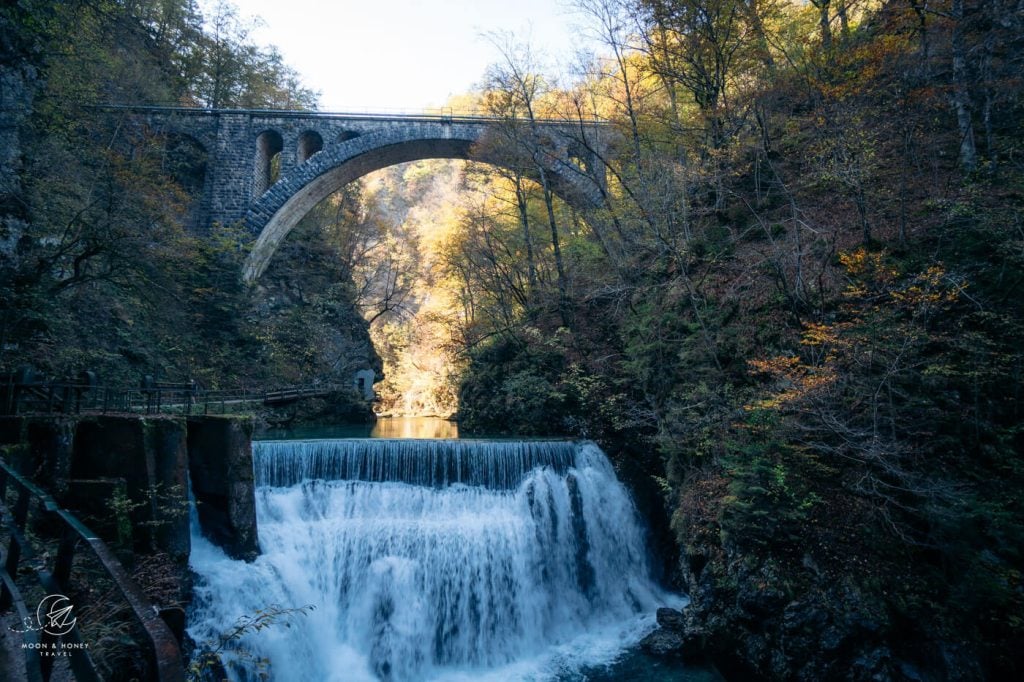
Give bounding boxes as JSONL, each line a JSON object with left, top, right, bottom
{"left": 856, "top": 188, "right": 871, "bottom": 245}
{"left": 513, "top": 172, "right": 538, "bottom": 294}
{"left": 539, "top": 171, "right": 571, "bottom": 328}
{"left": 838, "top": 1, "right": 850, "bottom": 37}
{"left": 745, "top": 0, "right": 776, "bottom": 73}
{"left": 951, "top": 0, "right": 978, "bottom": 173}
{"left": 813, "top": 0, "right": 833, "bottom": 54}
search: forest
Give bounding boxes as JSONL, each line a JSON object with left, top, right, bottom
{"left": 1, "top": 0, "right": 1022, "bottom": 679}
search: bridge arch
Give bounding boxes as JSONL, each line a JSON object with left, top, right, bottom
{"left": 242, "top": 122, "right": 604, "bottom": 281}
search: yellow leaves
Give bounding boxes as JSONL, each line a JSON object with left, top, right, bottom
{"left": 890, "top": 265, "right": 963, "bottom": 308}
{"left": 745, "top": 345, "right": 838, "bottom": 413}
{"left": 842, "top": 251, "right": 957, "bottom": 305}
{"left": 748, "top": 355, "right": 802, "bottom": 375}
{"left": 837, "top": 249, "right": 870, "bottom": 274}
{"left": 838, "top": 249, "right": 967, "bottom": 324}
{"left": 801, "top": 322, "right": 841, "bottom": 347}
{"left": 839, "top": 247, "right": 897, "bottom": 281}
{"left": 842, "top": 283, "right": 869, "bottom": 300}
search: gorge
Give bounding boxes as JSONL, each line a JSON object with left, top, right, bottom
{"left": 1, "top": 0, "right": 1022, "bottom": 679}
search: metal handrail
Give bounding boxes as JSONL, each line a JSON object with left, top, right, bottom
{"left": 1, "top": 380, "right": 354, "bottom": 416}
{"left": 0, "top": 458, "right": 185, "bottom": 681}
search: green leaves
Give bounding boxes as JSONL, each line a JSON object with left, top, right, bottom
{"left": 188, "top": 603, "right": 316, "bottom": 681}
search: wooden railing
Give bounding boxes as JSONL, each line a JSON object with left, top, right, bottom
{"left": 0, "top": 458, "right": 185, "bottom": 681}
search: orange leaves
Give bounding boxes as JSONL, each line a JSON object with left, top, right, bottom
{"left": 839, "top": 247, "right": 898, "bottom": 282}
{"left": 745, "top": 336, "right": 839, "bottom": 413}
{"left": 838, "top": 248, "right": 963, "bottom": 318}
{"left": 746, "top": 250, "right": 971, "bottom": 417}
{"left": 890, "top": 265, "right": 964, "bottom": 309}
{"left": 818, "top": 34, "right": 916, "bottom": 101}
{"left": 748, "top": 355, "right": 802, "bottom": 375}
{"left": 800, "top": 321, "right": 843, "bottom": 348}
{"left": 743, "top": 363, "right": 837, "bottom": 411}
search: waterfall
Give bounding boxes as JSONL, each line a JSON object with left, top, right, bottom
{"left": 188, "top": 439, "right": 682, "bottom": 681}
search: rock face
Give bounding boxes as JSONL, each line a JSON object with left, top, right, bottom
{"left": 657, "top": 606, "right": 686, "bottom": 630}
{"left": 660, "top": 465, "right": 1010, "bottom": 682}
{"left": 640, "top": 607, "right": 691, "bottom": 658}
{"left": 251, "top": 215, "right": 384, "bottom": 409}
{"left": 0, "top": 34, "right": 36, "bottom": 261}
{"left": 670, "top": 542, "right": 996, "bottom": 682}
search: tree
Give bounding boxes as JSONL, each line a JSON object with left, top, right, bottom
{"left": 194, "top": 1, "right": 318, "bottom": 109}
{"left": 482, "top": 33, "right": 573, "bottom": 328}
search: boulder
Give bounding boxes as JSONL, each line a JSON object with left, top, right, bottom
{"left": 640, "top": 627, "right": 686, "bottom": 657}
{"left": 656, "top": 607, "right": 685, "bottom": 630}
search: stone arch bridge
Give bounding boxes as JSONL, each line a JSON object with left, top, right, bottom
{"left": 109, "top": 106, "right": 610, "bottom": 280}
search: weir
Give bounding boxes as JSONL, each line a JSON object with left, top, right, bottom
{"left": 253, "top": 438, "right": 577, "bottom": 489}
{"left": 188, "top": 438, "right": 679, "bottom": 681}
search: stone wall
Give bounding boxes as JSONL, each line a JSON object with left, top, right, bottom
{"left": 185, "top": 415, "right": 259, "bottom": 561}
{"left": 70, "top": 415, "right": 190, "bottom": 560}
{"left": 0, "top": 413, "right": 259, "bottom": 563}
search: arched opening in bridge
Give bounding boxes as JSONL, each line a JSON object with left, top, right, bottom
{"left": 251, "top": 154, "right": 594, "bottom": 418}
{"left": 243, "top": 134, "right": 601, "bottom": 281}
{"left": 239, "top": 125, "right": 604, "bottom": 417}
{"left": 297, "top": 130, "right": 323, "bottom": 163}
{"left": 253, "top": 129, "right": 283, "bottom": 197}
{"left": 567, "top": 141, "right": 591, "bottom": 175}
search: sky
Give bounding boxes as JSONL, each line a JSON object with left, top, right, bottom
{"left": 219, "top": 0, "right": 597, "bottom": 113}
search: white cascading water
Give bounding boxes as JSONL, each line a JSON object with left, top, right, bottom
{"left": 187, "top": 439, "right": 683, "bottom": 681}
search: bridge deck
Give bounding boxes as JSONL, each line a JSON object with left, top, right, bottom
{"left": 89, "top": 103, "right": 610, "bottom": 126}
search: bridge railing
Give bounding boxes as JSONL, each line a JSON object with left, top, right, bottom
{"left": 0, "top": 381, "right": 197, "bottom": 416}
{"left": 88, "top": 103, "right": 610, "bottom": 126}
{"left": 0, "top": 457, "right": 184, "bottom": 682}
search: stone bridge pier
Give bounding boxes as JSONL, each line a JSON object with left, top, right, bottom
{"left": 124, "top": 106, "right": 611, "bottom": 280}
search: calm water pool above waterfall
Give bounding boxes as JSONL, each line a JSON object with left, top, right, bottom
{"left": 260, "top": 416, "right": 460, "bottom": 440}
{"left": 186, "top": 436, "right": 720, "bottom": 681}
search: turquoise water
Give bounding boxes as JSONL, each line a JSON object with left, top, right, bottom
{"left": 578, "top": 649, "right": 723, "bottom": 681}
{"left": 259, "top": 415, "right": 459, "bottom": 440}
